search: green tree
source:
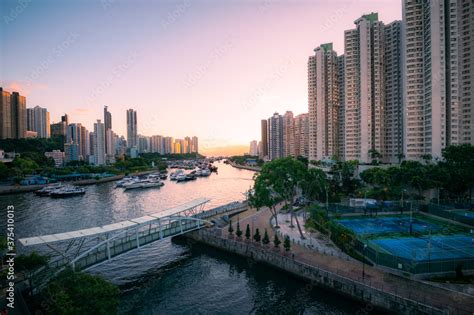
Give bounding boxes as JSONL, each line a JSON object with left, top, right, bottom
{"left": 0, "top": 162, "right": 8, "bottom": 180}
{"left": 16, "top": 252, "right": 49, "bottom": 296}
{"left": 330, "top": 160, "right": 359, "bottom": 195}
{"left": 301, "top": 167, "right": 327, "bottom": 203}
{"left": 262, "top": 229, "right": 270, "bottom": 245}
{"left": 296, "top": 155, "right": 308, "bottom": 167}
{"left": 441, "top": 144, "right": 474, "bottom": 199}
{"left": 397, "top": 153, "right": 405, "bottom": 164}
{"left": 228, "top": 219, "right": 234, "bottom": 235}
{"left": 245, "top": 224, "right": 251, "bottom": 240}
{"left": 235, "top": 220, "right": 243, "bottom": 238}
{"left": 249, "top": 177, "right": 281, "bottom": 227}
{"left": 43, "top": 268, "right": 119, "bottom": 314}
{"left": 273, "top": 234, "right": 281, "bottom": 248}
{"left": 368, "top": 149, "right": 382, "bottom": 165}
{"left": 253, "top": 228, "right": 261, "bottom": 243}
{"left": 11, "top": 157, "right": 40, "bottom": 176}
{"left": 283, "top": 235, "right": 291, "bottom": 252}
{"left": 421, "top": 154, "right": 433, "bottom": 164}
{"left": 252, "top": 157, "right": 307, "bottom": 238}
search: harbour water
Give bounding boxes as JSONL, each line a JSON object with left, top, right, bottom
{"left": 0, "top": 162, "right": 359, "bottom": 314}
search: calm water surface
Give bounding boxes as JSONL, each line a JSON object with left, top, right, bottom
{"left": 0, "top": 162, "right": 359, "bottom": 314}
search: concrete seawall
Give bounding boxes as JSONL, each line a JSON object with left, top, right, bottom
{"left": 227, "top": 161, "right": 261, "bottom": 172}
{"left": 0, "top": 175, "right": 125, "bottom": 195}
{"left": 186, "top": 229, "right": 447, "bottom": 315}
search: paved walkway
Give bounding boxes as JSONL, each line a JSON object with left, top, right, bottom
{"left": 272, "top": 212, "right": 352, "bottom": 259}
{"left": 226, "top": 206, "right": 474, "bottom": 314}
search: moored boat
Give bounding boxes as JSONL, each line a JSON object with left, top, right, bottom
{"left": 124, "top": 179, "right": 164, "bottom": 190}
{"left": 34, "top": 183, "right": 64, "bottom": 196}
{"left": 49, "top": 186, "right": 86, "bottom": 198}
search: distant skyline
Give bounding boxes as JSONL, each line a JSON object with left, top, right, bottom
{"left": 1, "top": 0, "right": 401, "bottom": 155}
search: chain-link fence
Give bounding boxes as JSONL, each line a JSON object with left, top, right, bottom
{"left": 424, "top": 203, "right": 474, "bottom": 226}
{"left": 354, "top": 238, "right": 474, "bottom": 274}
{"left": 326, "top": 200, "right": 414, "bottom": 216}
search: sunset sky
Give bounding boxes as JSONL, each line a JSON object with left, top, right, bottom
{"left": 1, "top": 0, "right": 401, "bottom": 155}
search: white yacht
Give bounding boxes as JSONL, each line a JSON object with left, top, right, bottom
{"left": 116, "top": 176, "right": 138, "bottom": 188}
{"left": 124, "top": 179, "right": 164, "bottom": 190}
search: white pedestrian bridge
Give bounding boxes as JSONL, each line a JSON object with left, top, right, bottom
{"left": 18, "top": 198, "right": 247, "bottom": 286}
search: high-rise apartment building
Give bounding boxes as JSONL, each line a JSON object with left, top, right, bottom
{"left": 260, "top": 119, "right": 268, "bottom": 159}
{"left": 403, "top": 1, "right": 446, "bottom": 159}
{"left": 61, "top": 114, "right": 69, "bottom": 125}
{"left": 344, "top": 13, "right": 385, "bottom": 163}
{"left": 138, "top": 135, "right": 150, "bottom": 153}
{"left": 27, "top": 106, "right": 50, "bottom": 138}
{"left": 81, "top": 126, "right": 90, "bottom": 158}
{"left": 66, "top": 123, "right": 83, "bottom": 159}
{"left": 104, "top": 106, "right": 112, "bottom": 155}
{"left": 10, "top": 92, "right": 27, "bottom": 139}
{"left": 384, "top": 21, "right": 404, "bottom": 163}
{"left": 434, "top": 0, "right": 473, "bottom": 148}
{"left": 308, "top": 55, "right": 317, "bottom": 161}
{"left": 191, "top": 136, "right": 198, "bottom": 153}
{"left": 93, "top": 120, "right": 106, "bottom": 166}
{"left": 126, "top": 109, "right": 137, "bottom": 148}
{"left": 151, "top": 135, "right": 164, "bottom": 153}
{"left": 105, "top": 128, "right": 115, "bottom": 157}
{"left": 249, "top": 140, "right": 258, "bottom": 156}
{"left": 337, "top": 55, "right": 346, "bottom": 159}
{"left": 89, "top": 132, "right": 96, "bottom": 157}
{"left": 283, "top": 111, "right": 296, "bottom": 157}
{"left": 456, "top": 1, "right": 474, "bottom": 144}
{"left": 50, "top": 121, "right": 67, "bottom": 137}
{"left": 294, "top": 113, "right": 309, "bottom": 158}
{"left": 104, "top": 106, "right": 112, "bottom": 131}
{"left": 50, "top": 113, "right": 68, "bottom": 138}
{"left": 402, "top": 0, "right": 474, "bottom": 158}
{"left": 64, "top": 143, "right": 80, "bottom": 163}
{"left": 0, "top": 88, "right": 12, "bottom": 139}
{"left": 184, "top": 136, "right": 191, "bottom": 153}
{"left": 309, "top": 43, "right": 340, "bottom": 161}
{"left": 267, "top": 112, "right": 284, "bottom": 160}
{"left": 164, "top": 137, "right": 173, "bottom": 154}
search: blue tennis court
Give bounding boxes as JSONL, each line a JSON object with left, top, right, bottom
{"left": 370, "top": 235, "right": 474, "bottom": 261}
{"left": 337, "top": 216, "right": 441, "bottom": 236}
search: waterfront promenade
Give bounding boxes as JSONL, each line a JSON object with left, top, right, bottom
{"left": 198, "top": 206, "right": 474, "bottom": 314}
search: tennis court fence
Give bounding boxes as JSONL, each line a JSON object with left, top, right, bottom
{"left": 353, "top": 238, "right": 474, "bottom": 274}
{"left": 423, "top": 204, "right": 474, "bottom": 226}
